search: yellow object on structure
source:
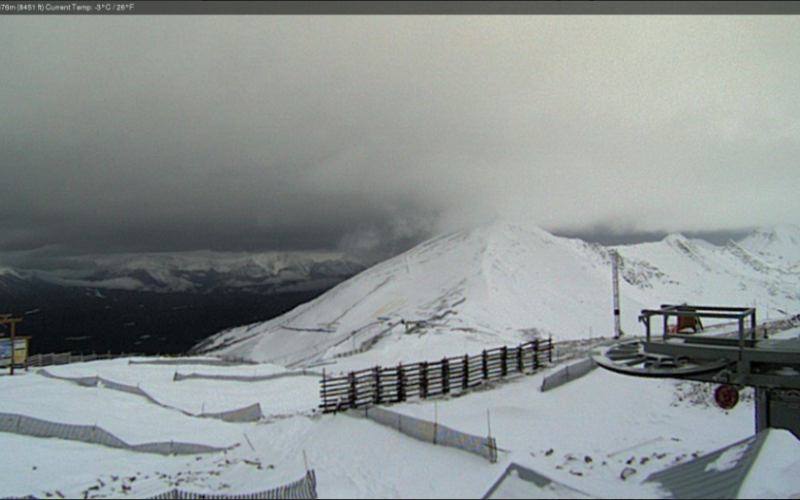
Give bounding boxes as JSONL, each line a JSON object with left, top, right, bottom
{"left": 13, "top": 338, "right": 28, "bottom": 365}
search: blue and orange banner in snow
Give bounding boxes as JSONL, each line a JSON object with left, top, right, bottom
{"left": 0, "top": 338, "right": 28, "bottom": 365}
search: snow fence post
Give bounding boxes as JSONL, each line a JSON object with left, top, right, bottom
{"left": 420, "top": 362, "right": 428, "bottom": 399}
{"left": 442, "top": 357, "right": 450, "bottom": 395}
{"left": 321, "top": 369, "right": 328, "bottom": 414}
{"left": 348, "top": 372, "right": 357, "bottom": 410}
{"left": 433, "top": 401, "right": 439, "bottom": 446}
{"left": 463, "top": 355, "right": 469, "bottom": 390}
{"left": 374, "top": 366, "right": 382, "bottom": 405}
{"left": 397, "top": 363, "right": 405, "bottom": 403}
{"left": 482, "top": 350, "right": 489, "bottom": 380}
{"left": 486, "top": 409, "right": 498, "bottom": 463}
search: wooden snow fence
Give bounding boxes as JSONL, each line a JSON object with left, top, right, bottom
{"left": 320, "top": 339, "right": 553, "bottom": 413}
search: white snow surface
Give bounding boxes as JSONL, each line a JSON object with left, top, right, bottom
{"left": 704, "top": 443, "right": 750, "bottom": 473}
{"left": 738, "top": 225, "right": 800, "bottom": 271}
{"left": 0, "top": 358, "right": 773, "bottom": 499}
{"left": 199, "top": 221, "right": 800, "bottom": 370}
{"left": 3, "top": 223, "right": 799, "bottom": 498}
{"left": 739, "top": 429, "right": 800, "bottom": 499}
{"left": 41, "top": 358, "right": 321, "bottom": 417}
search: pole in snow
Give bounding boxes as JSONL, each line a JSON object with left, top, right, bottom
{"left": 612, "top": 251, "right": 622, "bottom": 339}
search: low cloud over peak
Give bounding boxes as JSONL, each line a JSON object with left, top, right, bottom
{"left": 2, "top": 16, "right": 798, "bottom": 265}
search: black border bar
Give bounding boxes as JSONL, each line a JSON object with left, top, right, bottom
{"left": 1, "top": 1, "right": 800, "bottom": 16}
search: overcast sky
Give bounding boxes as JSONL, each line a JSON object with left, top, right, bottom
{"left": 1, "top": 15, "right": 799, "bottom": 266}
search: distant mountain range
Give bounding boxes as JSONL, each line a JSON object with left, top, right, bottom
{"left": 192, "top": 222, "right": 800, "bottom": 369}
{"left": 0, "top": 267, "right": 40, "bottom": 299}
{"left": 0, "top": 251, "right": 366, "bottom": 297}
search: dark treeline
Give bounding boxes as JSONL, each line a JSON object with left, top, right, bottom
{"left": 1, "top": 287, "right": 328, "bottom": 355}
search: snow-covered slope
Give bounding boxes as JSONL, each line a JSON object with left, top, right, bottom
{"left": 0, "top": 267, "right": 22, "bottom": 282}
{"left": 737, "top": 225, "right": 800, "bottom": 271}
{"left": 196, "top": 222, "right": 800, "bottom": 369}
{"left": 619, "top": 229, "right": 800, "bottom": 316}
{"left": 0, "top": 267, "right": 44, "bottom": 299}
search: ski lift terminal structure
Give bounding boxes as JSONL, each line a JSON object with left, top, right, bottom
{"left": 593, "top": 304, "right": 800, "bottom": 439}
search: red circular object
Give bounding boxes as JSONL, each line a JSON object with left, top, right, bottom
{"left": 715, "top": 385, "right": 740, "bottom": 410}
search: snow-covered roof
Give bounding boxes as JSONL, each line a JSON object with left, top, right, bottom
{"left": 482, "top": 463, "right": 594, "bottom": 500}
{"left": 645, "top": 428, "right": 800, "bottom": 499}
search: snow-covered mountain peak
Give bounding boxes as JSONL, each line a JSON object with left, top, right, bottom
{"left": 0, "top": 267, "right": 20, "bottom": 278}
{"left": 471, "top": 219, "right": 557, "bottom": 243}
{"left": 194, "top": 222, "right": 620, "bottom": 367}
{"left": 740, "top": 225, "right": 800, "bottom": 250}
{"left": 737, "top": 225, "right": 800, "bottom": 269}
{"left": 87, "top": 251, "right": 354, "bottom": 273}
{"left": 662, "top": 233, "right": 690, "bottom": 245}
{"left": 754, "top": 224, "right": 800, "bottom": 239}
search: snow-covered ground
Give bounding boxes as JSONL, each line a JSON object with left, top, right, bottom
{"left": 3, "top": 222, "right": 798, "bottom": 498}
{"left": 40, "top": 359, "right": 321, "bottom": 417}
{"left": 0, "top": 353, "right": 789, "bottom": 499}
{"left": 738, "top": 429, "right": 800, "bottom": 499}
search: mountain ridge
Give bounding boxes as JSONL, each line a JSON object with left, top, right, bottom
{"left": 194, "top": 221, "right": 800, "bottom": 369}
{"left": 1, "top": 251, "right": 366, "bottom": 295}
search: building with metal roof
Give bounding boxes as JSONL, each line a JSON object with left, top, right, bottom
{"left": 481, "top": 429, "right": 800, "bottom": 499}
{"left": 645, "top": 428, "right": 800, "bottom": 499}
{"left": 482, "top": 463, "right": 593, "bottom": 499}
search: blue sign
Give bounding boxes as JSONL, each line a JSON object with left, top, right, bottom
{"left": 0, "top": 339, "right": 10, "bottom": 362}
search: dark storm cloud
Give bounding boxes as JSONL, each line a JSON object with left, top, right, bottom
{"left": 1, "top": 16, "right": 799, "bottom": 266}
